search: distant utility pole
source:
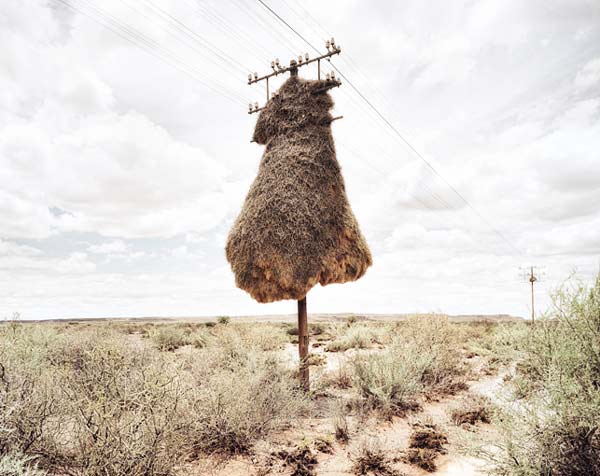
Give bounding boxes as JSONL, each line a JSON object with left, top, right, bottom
{"left": 245, "top": 38, "right": 343, "bottom": 391}
{"left": 521, "top": 266, "right": 543, "bottom": 324}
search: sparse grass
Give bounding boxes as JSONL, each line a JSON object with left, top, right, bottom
{"left": 332, "top": 399, "right": 350, "bottom": 442}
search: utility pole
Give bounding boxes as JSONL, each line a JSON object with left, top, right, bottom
{"left": 246, "top": 38, "right": 342, "bottom": 114}
{"left": 521, "top": 266, "right": 543, "bottom": 325}
{"left": 245, "top": 38, "right": 343, "bottom": 391}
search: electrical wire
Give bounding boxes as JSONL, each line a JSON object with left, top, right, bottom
{"left": 254, "top": 0, "right": 524, "bottom": 256}
{"left": 56, "top": 0, "right": 248, "bottom": 106}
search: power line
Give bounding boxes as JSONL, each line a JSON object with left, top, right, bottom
{"left": 56, "top": 0, "right": 248, "bottom": 105}
{"left": 255, "top": 0, "right": 524, "bottom": 257}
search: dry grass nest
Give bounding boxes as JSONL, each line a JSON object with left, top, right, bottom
{"left": 226, "top": 76, "right": 372, "bottom": 303}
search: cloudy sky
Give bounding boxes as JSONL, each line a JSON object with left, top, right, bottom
{"left": 1, "top": 0, "right": 599, "bottom": 320}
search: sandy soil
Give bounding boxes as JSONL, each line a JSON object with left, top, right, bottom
{"left": 183, "top": 343, "right": 508, "bottom": 476}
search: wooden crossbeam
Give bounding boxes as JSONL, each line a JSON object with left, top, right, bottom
{"left": 247, "top": 45, "right": 341, "bottom": 85}
{"left": 246, "top": 39, "right": 343, "bottom": 115}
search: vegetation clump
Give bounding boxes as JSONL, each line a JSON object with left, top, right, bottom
{"left": 0, "top": 323, "right": 307, "bottom": 475}
{"left": 403, "top": 424, "right": 447, "bottom": 472}
{"left": 488, "top": 274, "right": 600, "bottom": 476}
{"left": 351, "top": 440, "right": 400, "bottom": 476}
{"left": 275, "top": 443, "right": 318, "bottom": 476}
{"left": 326, "top": 324, "right": 382, "bottom": 352}
{"left": 450, "top": 396, "right": 493, "bottom": 426}
{"left": 351, "top": 316, "right": 466, "bottom": 418}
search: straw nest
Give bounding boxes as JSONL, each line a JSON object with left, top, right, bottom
{"left": 226, "top": 76, "right": 372, "bottom": 303}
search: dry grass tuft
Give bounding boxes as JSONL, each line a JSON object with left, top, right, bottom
{"left": 275, "top": 444, "right": 318, "bottom": 476}
{"left": 351, "top": 440, "right": 401, "bottom": 476}
{"left": 312, "top": 436, "right": 334, "bottom": 454}
{"left": 450, "top": 396, "right": 492, "bottom": 426}
{"left": 332, "top": 399, "right": 350, "bottom": 443}
{"left": 403, "top": 424, "right": 447, "bottom": 472}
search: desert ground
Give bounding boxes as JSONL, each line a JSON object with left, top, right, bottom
{"left": 2, "top": 278, "right": 599, "bottom": 476}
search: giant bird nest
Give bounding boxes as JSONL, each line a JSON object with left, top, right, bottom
{"left": 226, "top": 76, "right": 372, "bottom": 303}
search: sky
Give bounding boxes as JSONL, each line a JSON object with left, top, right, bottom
{"left": 1, "top": 0, "right": 599, "bottom": 320}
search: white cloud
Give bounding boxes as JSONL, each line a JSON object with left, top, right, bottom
{"left": 88, "top": 240, "right": 127, "bottom": 254}
{"left": 56, "top": 252, "right": 96, "bottom": 274}
{"left": 1, "top": 0, "right": 599, "bottom": 319}
{"left": 575, "top": 57, "right": 600, "bottom": 92}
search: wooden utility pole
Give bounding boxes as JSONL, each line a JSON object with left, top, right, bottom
{"left": 297, "top": 297, "right": 309, "bottom": 390}
{"left": 529, "top": 266, "right": 536, "bottom": 324}
{"left": 245, "top": 38, "right": 343, "bottom": 391}
{"left": 521, "top": 266, "right": 542, "bottom": 325}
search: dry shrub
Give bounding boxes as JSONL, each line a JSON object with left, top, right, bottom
{"left": 400, "top": 316, "right": 468, "bottom": 396}
{"left": 216, "top": 316, "right": 231, "bottom": 325}
{"left": 450, "top": 396, "right": 492, "bottom": 426}
{"left": 325, "top": 324, "right": 382, "bottom": 352}
{"left": 0, "top": 327, "right": 63, "bottom": 457}
{"left": 208, "top": 323, "right": 287, "bottom": 354}
{"left": 352, "top": 351, "right": 422, "bottom": 418}
{"left": 403, "top": 424, "right": 447, "bottom": 472}
{"left": 148, "top": 325, "right": 191, "bottom": 351}
{"left": 56, "top": 334, "right": 186, "bottom": 476}
{"left": 1, "top": 323, "right": 306, "bottom": 475}
{"left": 403, "top": 448, "right": 438, "bottom": 472}
{"left": 351, "top": 440, "right": 400, "bottom": 476}
{"left": 312, "top": 436, "right": 334, "bottom": 454}
{"left": 485, "top": 274, "right": 600, "bottom": 476}
{"left": 0, "top": 453, "right": 46, "bottom": 476}
{"left": 352, "top": 316, "right": 465, "bottom": 418}
{"left": 275, "top": 443, "right": 318, "bottom": 476}
{"left": 305, "top": 353, "right": 326, "bottom": 367}
{"left": 332, "top": 399, "right": 350, "bottom": 442}
{"left": 1, "top": 327, "right": 186, "bottom": 476}
{"left": 472, "top": 322, "right": 529, "bottom": 374}
{"left": 189, "top": 352, "right": 309, "bottom": 454}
